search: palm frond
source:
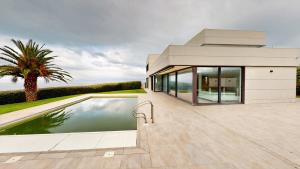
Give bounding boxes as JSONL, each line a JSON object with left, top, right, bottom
{"left": 0, "top": 65, "right": 22, "bottom": 78}
{"left": 0, "top": 57, "right": 17, "bottom": 65}
{"left": 0, "top": 47, "right": 20, "bottom": 61}
{"left": 0, "top": 39, "right": 72, "bottom": 83}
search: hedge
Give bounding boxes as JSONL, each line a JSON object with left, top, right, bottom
{"left": 0, "top": 81, "right": 141, "bottom": 105}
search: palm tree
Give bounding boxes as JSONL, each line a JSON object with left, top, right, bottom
{"left": 0, "top": 39, "right": 71, "bottom": 102}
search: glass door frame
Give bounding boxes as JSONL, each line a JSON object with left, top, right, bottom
{"left": 193, "top": 66, "right": 245, "bottom": 105}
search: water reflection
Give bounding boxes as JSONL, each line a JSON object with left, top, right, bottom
{"left": 1, "top": 109, "right": 71, "bottom": 135}
{"left": 0, "top": 98, "right": 137, "bottom": 135}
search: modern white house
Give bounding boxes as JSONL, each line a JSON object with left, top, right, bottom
{"left": 145, "top": 29, "right": 299, "bottom": 105}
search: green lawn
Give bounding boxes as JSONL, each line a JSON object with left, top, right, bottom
{"left": 98, "top": 88, "right": 145, "bottom": 94}
{"left": 0, "top": 88, "right": 145, "bottom": 115}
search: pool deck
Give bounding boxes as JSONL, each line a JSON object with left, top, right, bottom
{"left": 1, "top": 91, "right": 300, "bottom": 168}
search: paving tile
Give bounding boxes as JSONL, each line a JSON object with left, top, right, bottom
{"left": 122, "top": 154, "right": 142, "bottom": 169}
{"left": 0, "top": 155, "right": 11, "bottom": 162}
{"left": 102, "top": 155, "right": 124, "bottom": 169}
{"left": 95, "top": 148, "right": 124, "bottom": 156}
{"left": 65, "top": 150, "right": 96, "bottom": 158}
{"left": 76, "top": 156, "right": 104, "bottom": 169}
{"left": 19, "top": 153, "right": 39, "bottom": 161}
{"left": 51, "top": 157, "right": 82, "bottom": 169}
{"left": 0, "top": 161, "right": 23, "bottom": 169}
{"left": 36, "top": 153, "right": 67, "bottom": 159}
{"left": 123, "top": 148, "right": 147, "bottom": 155}
{"left": 19, "top": 159, "right": 57, "bottom": 169}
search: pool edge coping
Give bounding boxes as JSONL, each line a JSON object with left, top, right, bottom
{"left": 0, "top": 130, "right": 138, "bottom": 154}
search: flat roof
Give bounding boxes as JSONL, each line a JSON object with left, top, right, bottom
{"left": 185, "top": 29, "right": 266, "bottom": 47}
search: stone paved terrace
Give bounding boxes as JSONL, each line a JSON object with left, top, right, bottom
{"left": 1, "top": 91, "right": 300, "bottom": 168}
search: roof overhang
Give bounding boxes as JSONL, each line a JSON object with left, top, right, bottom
{"left": 146, "top": 45, "right": 299, "bottom": 76}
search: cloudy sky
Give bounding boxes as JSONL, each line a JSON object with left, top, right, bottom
{"left": 0, "top": 0, "right": 299, "bottom": 90}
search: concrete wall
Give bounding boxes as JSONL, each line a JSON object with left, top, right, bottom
{"left": 185, "top": 29, "right": 266, "bottom": 47}
{"left": 146, "top": 47, "right": 170, "bottom": 76}
{"left": 244, "top": 67, "right": 296, "bottom": 104}
{"left": 147, "top": 45, "right": 299, "bottom": 75}
{"left": 147, "top": 77, "right": 152, "bottom": 90}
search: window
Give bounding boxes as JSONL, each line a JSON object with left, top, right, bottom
{"left": 168, "top": 73, "right": 176, "bottom": 96}
{"left": 197, "top": 67, "right": 219, "bottom": 103}
{"left": 163, "top": 74, "right": 168, "bottom": 92}
{"left": 177, "top": 68, "right": 193, "bottom": 102}
{"left": 220, "top": 67, "right": 241, "bottom": 103}
{"left": 154, "top": 75, "right": 162, "bottom": 91}
{"left": 197, "top": 67, "right": 242, "bottom": 104}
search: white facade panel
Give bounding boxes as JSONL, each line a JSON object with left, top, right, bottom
{"left": 244, "top": 67, "right": 296, "bottom": 104}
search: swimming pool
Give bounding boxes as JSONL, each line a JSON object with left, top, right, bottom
{"left": 0, "top": 97, "right": 137, "bottom": 135}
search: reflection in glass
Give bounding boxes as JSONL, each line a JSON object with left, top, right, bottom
{"left": 177, "top": 68, "right": 193, "bottom": 102}
{"left": 221, "top": 67, "right": 241, "bottom": 103}
{"left": 169, "top": 73, "right": 176, "bottom": 96}
{"left": 154, "top": 75, "right": 162, "bottom": 91}
{"left": 163, "top": 74, "right": 168, "bottom": 92}
{"left": 197, "top": 67, "right": 219, "bottom": 103}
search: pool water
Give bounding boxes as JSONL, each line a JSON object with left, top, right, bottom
{"left": 0, "top": 98, "right": 137, "bottom": 135}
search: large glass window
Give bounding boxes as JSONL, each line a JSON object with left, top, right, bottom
{"left": 197, "top": 67, "right": 219, "bottom": 103}
{"left": 154, "top": 75, "right": 162, "bottom": 91}
{"left": 197, "top": 67, "right": 242, "bottom": 104}
{"left": 177, "top": 68, "right": 193, "bottom": 102}
{"left": 169, "top": 73, "right": 176, "bottom": 96}
{"left": 163, "top": 74, "right": 168, "bottom": 92}
{"left": 221, "top": 67, "right": 241, "bottom": 103}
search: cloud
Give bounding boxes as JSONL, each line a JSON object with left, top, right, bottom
{"left": 0, "top": 0, "right": 300, "bottom": 90}
{"left": 0, "top": 35, "right": 145, "bottom": 90}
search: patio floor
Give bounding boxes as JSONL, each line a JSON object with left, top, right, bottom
{"left": 1, "top": 91, "right": 300, "bottom": 168}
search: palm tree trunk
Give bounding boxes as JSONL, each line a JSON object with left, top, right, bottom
{"left": 24, "top": 74, "right": 38, "bottom": 102}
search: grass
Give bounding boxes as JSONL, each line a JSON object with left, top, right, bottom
{"left": 98, "top": 88, "right": 145, "bottom": 94}
{"left": 0, "top": 88, "right": 146, "bottom": 115}
{"left": 0, "top": 95, "right": 79, "bottom": 115}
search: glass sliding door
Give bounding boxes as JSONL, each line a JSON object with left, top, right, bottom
{"left": 157, "top": 66, "right": 243, "bottom": 105}
{"left": 162, "top": 74, "right": 168, "bottom": 92}
{"left": 154, "top": 75, "right": 162, "bottom": 91}
{"left": 169, "top": 73, "right": 176, "bottom": 96}
{"left": 197, "top": 67, "right": 219, "bottom": 103}
{"left": 177, "top": 68, "right": 193, "bottom": 102}
{"left": 220, "top": 67, "right": 241, "bottom": 103}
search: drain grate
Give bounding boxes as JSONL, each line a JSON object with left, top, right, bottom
{"left": 5, "top": 156, "right": 23, "bottom": 163}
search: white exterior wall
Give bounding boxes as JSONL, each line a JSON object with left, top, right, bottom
{"left": 185, "top": 29, "right": 266, "bottom": 47}
{"left": 244, "top": 67, "right": 296, "bottom": 104}
{"left": 147, "top": 45, "right": 299, "bottom": 76}
{"left": 147, "top": 77, "right": 152, "bottom": 90}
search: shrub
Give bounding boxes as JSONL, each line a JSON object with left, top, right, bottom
{"left": 0, "top": 81, "right": 141, "bottom": 105}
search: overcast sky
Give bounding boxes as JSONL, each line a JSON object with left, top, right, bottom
{"left": 0, "top": 0, "right": 299, "bottom": 90}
